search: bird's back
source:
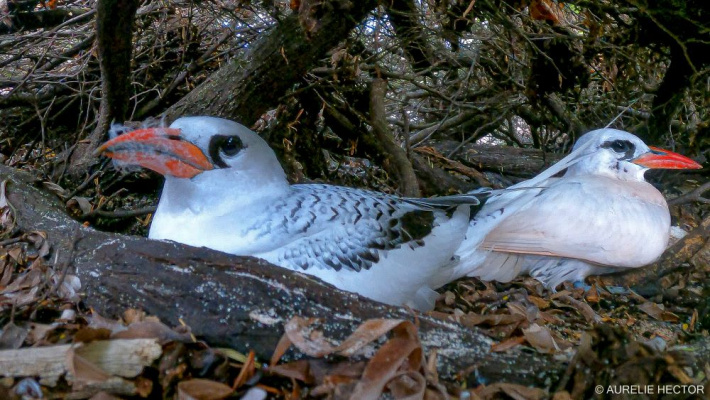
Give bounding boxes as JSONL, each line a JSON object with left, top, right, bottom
{"left": 253, "top": 184, "right": 477, "bottom": 309}
{"left": 151, "top": 181, "right": 478, "bottom": 309}
{"left": 455, "top": 175, "right": 670, "bottom": 288}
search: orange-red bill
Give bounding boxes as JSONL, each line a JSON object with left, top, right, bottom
{"left": 632, "top": 146, "right": 702, "bottom": 170}
{"left": 97, "top": 127, "right": 214, "bottom": 178}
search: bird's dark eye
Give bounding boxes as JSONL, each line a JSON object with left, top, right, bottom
{"left": 610, "top": 140, "right": 633, "bottom": 153}
{"left": 220, "top": 136, "right": 243, "bottom": 156}
{"left": 208, "top": 134, "right": 245, "bottom": 168}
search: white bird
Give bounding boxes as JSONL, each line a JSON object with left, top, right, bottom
{"left": 97, "top": 116, "right": 489, "bottom": 310}
{"left": 452, "top": 128, "right": 702, "bottom": 289}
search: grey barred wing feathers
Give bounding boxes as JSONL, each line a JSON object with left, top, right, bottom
{"left": 257, "top": 185, "right": 451, "bottom": 273}
{"left": 98, "top": 115, "right": 490, "bottom": 309}
{"left": 100, "top": 117, "right": 699, "bottom": 306}
{"left": 248, "top": 184, "right": 476, "bottom": 309}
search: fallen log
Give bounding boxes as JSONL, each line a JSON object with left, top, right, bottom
{"left": 430, "top": 140, "right": 564, "bottom": 178}
{"left": 0, "top": 338, "right": 161, "bottom": 388}
{"left": 0, "top": 164, "right": 564, "bottom": 386}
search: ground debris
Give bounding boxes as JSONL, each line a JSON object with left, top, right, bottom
{"left": 553, "top": 325, "right": 705, "bottom": 399}
{"left": 269, "top": 317, "right": 447, "bottom": 399}
{"left": 0, "top": 165, "right": 708, "bottom": 398}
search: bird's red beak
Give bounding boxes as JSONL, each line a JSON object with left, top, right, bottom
{"left": 96, "top": 127, "right": 214, "bottom": 178}
{"left": 631, "top": 146, "right": 702, "bottom": 170}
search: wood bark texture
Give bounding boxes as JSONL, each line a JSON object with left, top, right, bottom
{"left": 0, "top": 164, "right": 563, "bottom": 386}
{"left": 163, "top": 0, "right": 379, "bottom": 126}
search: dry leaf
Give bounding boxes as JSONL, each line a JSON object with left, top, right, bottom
{"left": 0, "top": 322, "right": 28, "bottom": 350}
{"left": 490, "top": 336, "right": 526, "bottom": 352}
{"left": 349, "top": 321, "right": 422, "bottom": 400}
{"left": 637, "top": 302, "right": 680, "bottom": 322}
{"left": 1, "top": 286, "right": 40, "bottom": 307}
{"left": 6, "top": 246, "right": 24, "bottom": 264}
{"left": 66, "top": 197, "right": 93, "bottom": 216}
{"left": 88, "top": 312, "right": 129, "bottom": 335}
{"left": 585, "top": 285, "right": 599, "bottom": 303}
{"left": 26, "top": 323, "right": 56, "bottom": 345}
{"left": 42, "top": 181, "right": 68, "bottom": 198}
{"left": 522, "top": 324, "right": 570, "bottom": 353}
{"left": 478, "top": 382, "right": 547, "bottom": 400}
{"left": 277, "top": 318, "right": 428, "bottom": 400}
{"left": 0, "top": 263, "right": 42, "bottom": 294}
{"left": 458, "top": 313, "right": 526, "bottom": 328}
{"left": 0, "top": 257, "right": 13, "bottom": 287}
{"left": 232, "top": 350, "right": 255, "bottom": 389}
{"left": 527, "top": 295, "right": 550, "bottom": 309}
{"left": 177, "top": 379, "right": 233, "bottom": 400}
{"left": 66, "top": 346, "right": 112, "bottom": 383}
{"left": 269, "top": 329, "right": 292, "bottom": 366}
{"left": 554, "top": 294, "right": 602, "bottom": 324}
{"left": 73, "top": 327, "right": 112, "bottom": 344}
{"left": 0, "top": 180, "right": 15, "bottom": 235}
{"left": 25, "top": 231, "right": 49, "bottom": 258}
{"left": 268, "top": 360, "right": 314, "bottom": 384}
{"left": 283, "top": 317, "right": 335, "bottom": 357}
{"left": 506, "top": 302, "right": 539, "bottom": 322}
{"left": 387, "top": 371, "right": 426, "bottom": 399}
{"left": 335, "top": 319, "right": 405, "bottom": 357}
{"left": 112, "top": 320, "right": 193, "bottom": 343}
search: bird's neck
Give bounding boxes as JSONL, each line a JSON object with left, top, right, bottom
{"left": 566, "top": 161, "right": 647, "bottom": 182}
{"left": 159, "top": 169, "right": 289, "bottom": 215}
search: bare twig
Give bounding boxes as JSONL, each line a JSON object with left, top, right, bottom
{"left": 0, "top": 237, "right": 23, "bottom": 246}
{"left": 667, "top": 181, "right": 710, "bottom": 206}
{"left": 82, "top": 205, "right": 156, "bottom": 219}
{"left": 63, "top": 168, "right": 104, "bottom": 201}
{"left": 135, "top": 28, "right": 234, "bottom": 119}
{"left": 50, "top": 225, "right": 81, "bottom": 296}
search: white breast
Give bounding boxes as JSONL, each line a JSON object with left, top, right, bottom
{"left": 454, "top": 175, "right": 671, "bottom": 288}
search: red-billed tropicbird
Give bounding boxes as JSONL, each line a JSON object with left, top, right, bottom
{"left": 97, "top": 116, "right": 489, "bottom": 310}
{"left": 453, "top": 128, "right": 702, "bottom": 289}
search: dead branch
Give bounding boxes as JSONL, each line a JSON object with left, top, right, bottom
{"left": 134, "top": 28, "right": 234, "bottom": 119}
{"left": 667, "top": 181, "right": 710, "bottom": 206}
{"left": 384, "top": 0, "right": 439, "bottom": 73}
{"left": 82, "top": 205, "right": 156, "bottom": 219}
{"left": 433, "top": 140, "right": 564, "bottom": 177}
{"left": 369, "top": 78, "right": 420, "bottom": 196}
{"left": 163, "top": 0, "right": 380, "bottom": 125}
{"left": 67, "top": 0, "right": 139, "bottom": 176}
{"left": 0, "top": 163, "right": 564, "bottom": 386}
{"left": 409, "top": 110, "right": 480, "bottom": 145}
{"left": 414, "top": 146, "right": 494, "bottom": 188}
{"left": 0, "top": 8, "right": 92, "bottom": 34}
{"left": 410, "top": 153, "right": 479, "bottom": 195}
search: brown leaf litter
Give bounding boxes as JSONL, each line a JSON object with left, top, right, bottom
{"left": 0, "top": 178, "right": 708, "bottom": 398}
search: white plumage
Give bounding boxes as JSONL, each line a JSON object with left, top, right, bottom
{"left": 453, "top": 128, "right": 701, "bottom": 288}
{"left": 98, "top": 116, "right": 487, "bottom": 310}
{"left": 99, "top": 118, "right": 701, "bottom": 303}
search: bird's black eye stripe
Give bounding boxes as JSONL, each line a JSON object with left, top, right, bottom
{"left": 208, "top": 134, "right": 245, "bottom": 168}
{"left": 602, "top": 139, "right": 635, "bottom": 159}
